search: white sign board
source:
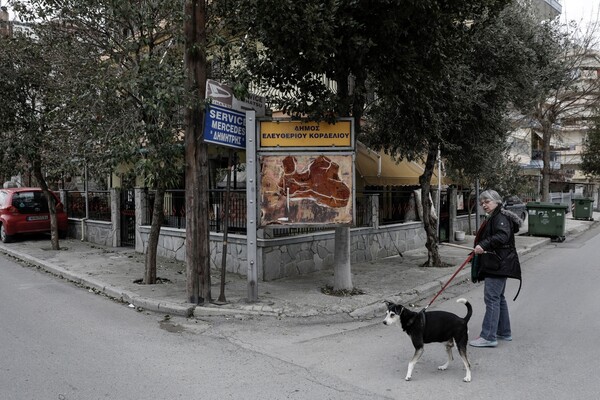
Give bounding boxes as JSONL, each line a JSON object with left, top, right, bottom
{"left": 206, "top": 79, "right": 266, "bottom": 117}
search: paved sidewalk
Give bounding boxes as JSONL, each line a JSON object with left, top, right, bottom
{"left": 1, "top": 212, "right": 597, "bottom": 320}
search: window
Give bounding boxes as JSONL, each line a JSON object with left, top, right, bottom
{"left": 12, "top": 191, "right": 50, "bottom": 213}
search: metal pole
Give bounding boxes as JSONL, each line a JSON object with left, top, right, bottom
{"left": 245, "top": 111, "right": 258, "bottom": 302}
{"left": 84, "top": 161, "right": 89, "bottom": 220}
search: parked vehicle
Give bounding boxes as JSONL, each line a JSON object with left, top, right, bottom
{"left": 0, "top": 187, "right": 68, "bottom": 243}
{"left": 503, "top": 195, "right": 527, "bottom": 221}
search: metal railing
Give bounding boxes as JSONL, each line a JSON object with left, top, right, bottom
{"left": 63, "top": 187, "right": 593, "bottom": 239}
{"left": 549, "top": 191, "right": 572, "bottom": 206}
{"left": 66, "top": 190, "right": 111, "bottom": 221}
{"left": 73, "top": 187, "right": 568, "bottom": 236}
{"left": 209, "top": 189, "right": 247, "bottom": 233}
{"left": 146, "top": 189, "right": 248, "bottom": 233}
{"left": 146, "top": 190, "right": 187, "bottom": 229}
{"left": 145, "top": 188, "right": 425, "bottom": 236}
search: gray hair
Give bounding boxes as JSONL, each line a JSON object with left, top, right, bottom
{"left": 479, "top": 189, "right": 503, "bottom": 205}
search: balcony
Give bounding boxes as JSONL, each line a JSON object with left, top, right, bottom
{"left": 533, "top": 0, "right": 561, "bottom": 20}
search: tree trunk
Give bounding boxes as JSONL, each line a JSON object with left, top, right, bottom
{"left": 144, "top": 185, "right": 165, "bottom": 284}
{"left": 541, "top": 125, "right": 552, "bottom": 202}
{"left": 32, "top": 163, "right": 59, "bottom": 250}
{"left": 466, "top": 189, "right": 474, "bottom": 235}
{"left": 419, "top": 146, "right": 442, "bottom": 268}
{"left": 184, "top": 0, "right": 210, "bottom": 304}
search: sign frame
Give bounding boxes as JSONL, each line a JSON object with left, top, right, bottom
{"left": 257, "top": 151, "right": 356, "bottom": 228}
{"left": 258, "top": 118, "right": 355, "bottom": 151}
{"left": 203, "top": 103, "right": 247, "bottom": 150}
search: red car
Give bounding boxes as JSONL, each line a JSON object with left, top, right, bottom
{"left": 0, "top": 187, "right": 68, "bottom": 243}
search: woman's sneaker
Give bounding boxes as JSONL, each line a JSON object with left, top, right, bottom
{"left": 469, "top": 337, "right": 498, "bottom": 347}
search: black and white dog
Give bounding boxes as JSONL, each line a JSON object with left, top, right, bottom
{"left": 383, "top": 298, "right": 472, "bottom": 382}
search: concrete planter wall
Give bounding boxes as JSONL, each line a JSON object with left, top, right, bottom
{"left": 68, "top": 219, "right": 114, "bottom": 247}
{"left": 137, "top": 220, "right": 434, "bottom": 281}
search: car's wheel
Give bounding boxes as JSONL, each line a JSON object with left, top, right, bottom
{"left": 521, "top": 212, "right": 527, "bottom": 221}
{"left": 0, "top": 223, "right": 13, "bottom": 243}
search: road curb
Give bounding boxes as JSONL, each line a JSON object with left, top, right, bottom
{"left": 0, "top": 227, "right": 584, "bottom": 320}
{"left": 0, "top": 246, "right": 196, "bottom": 318}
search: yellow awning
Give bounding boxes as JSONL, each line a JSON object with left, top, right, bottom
{"left": 356, "top": 142, "right": 449, "bottom": 186}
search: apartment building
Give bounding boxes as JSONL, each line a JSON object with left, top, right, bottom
{"left": 509, "top": 1, "right": 600, "bottom": 196}
{"left": 0, "top": 6, "right": 10, "bottom": 37}
{"left": 553, "top": 50, "right": 600, "bottom": 184}
{"left": 0, "top": 5, "right": 34, "bottom": 38}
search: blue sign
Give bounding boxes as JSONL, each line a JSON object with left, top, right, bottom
{"left": 203, "top": 104, "right": 246, "bottom": 150}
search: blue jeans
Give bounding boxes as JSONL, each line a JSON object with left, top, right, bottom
{"left": 481, "top": 276, "right": 511, "bottom": 341}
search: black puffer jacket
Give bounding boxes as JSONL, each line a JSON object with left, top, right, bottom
{"left": 475, "top": 206, "right": 523, "bottom": 298}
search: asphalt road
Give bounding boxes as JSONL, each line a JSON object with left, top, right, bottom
{"left": 0, "top": 256, "right": 382, "bottom": 400}
{"left": 207, "top": 223, "right": 600, "bottom": 400}
{"left": 2, "top": 223, "right": 600, "bottom": 400}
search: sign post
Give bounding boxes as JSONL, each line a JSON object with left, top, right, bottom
{"left": 245, "top": 111, "right": 258, "bottom": 302}
{"left": 205, "top": 80, "right": 264, "bottom": 303}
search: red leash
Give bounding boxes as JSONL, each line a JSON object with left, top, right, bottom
{"left": 424, "top": 252, "right": 474, "bottom": 310}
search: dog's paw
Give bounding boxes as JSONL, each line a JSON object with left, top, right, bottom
{"left": 463, "top": 376, "right": 471, "bottom": 383}
{"left": 438, "top": 365, "right": 448, "bottom": 371}
{"left": 405, "top": 376, "right": 412, "bottom": 381}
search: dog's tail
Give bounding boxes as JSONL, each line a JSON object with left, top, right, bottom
{"left": 457, "top": 298, "right": 472, "bottom": 322}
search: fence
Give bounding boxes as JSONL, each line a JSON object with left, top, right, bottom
{"left": 65, "top": 190, "right": 111, "bottom": 221}
{"left": 143, "top": 187, "right": 424, "bottom": 236}
{"left": 66, "top": 187, "right": 576, "bottom": 237}
{"left": 67, "top": 188, "right": 579, "bottom": 235}
{"left": 549, "top": 192, "right": 572, "bottom": 205}
{"left": 145, "top": 190, "right": 186, "bottom": 229}
{"left": 145, "top": 189, "right": 248, "bottom": 233}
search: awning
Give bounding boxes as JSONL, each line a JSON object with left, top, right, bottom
{"left": 356, "top": 142, "right": 449, "bottom": 186}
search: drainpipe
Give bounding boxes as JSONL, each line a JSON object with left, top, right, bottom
{"left": 84, "top": 162, "right": 89, "bottom": 220}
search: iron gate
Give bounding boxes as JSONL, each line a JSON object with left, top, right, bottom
{"left": 120, "top": 189, "right": 135, "bottom": 247}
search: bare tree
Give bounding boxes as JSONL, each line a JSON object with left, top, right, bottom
{"left": 527, "top": 20, "right": 600, "bottom": 201}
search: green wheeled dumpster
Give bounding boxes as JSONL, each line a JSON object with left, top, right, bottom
{"left": 572, "top": 198, "right": 594, "bottom": 221}
{"left": 526, "top": 202, "right": 568, "bottom": 242}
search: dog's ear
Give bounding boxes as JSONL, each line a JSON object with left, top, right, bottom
{"left": 383, "top": 300, "right": 393, "bottom": 307}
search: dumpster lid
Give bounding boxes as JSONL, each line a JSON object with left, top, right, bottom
{"left": 526, "top": 201, "right": 568, "bottom": 210}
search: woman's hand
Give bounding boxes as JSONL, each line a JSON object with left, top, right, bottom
{"left": 474, "top": 245, "right": 485, "bottom": 255}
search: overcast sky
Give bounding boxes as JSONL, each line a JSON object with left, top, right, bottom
{"left": 561, "top": 0, "right": 599, "bottom": 26}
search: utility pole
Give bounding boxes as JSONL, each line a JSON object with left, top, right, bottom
{"left": 184, "top": 0, "right": 211, "bottom": 304}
